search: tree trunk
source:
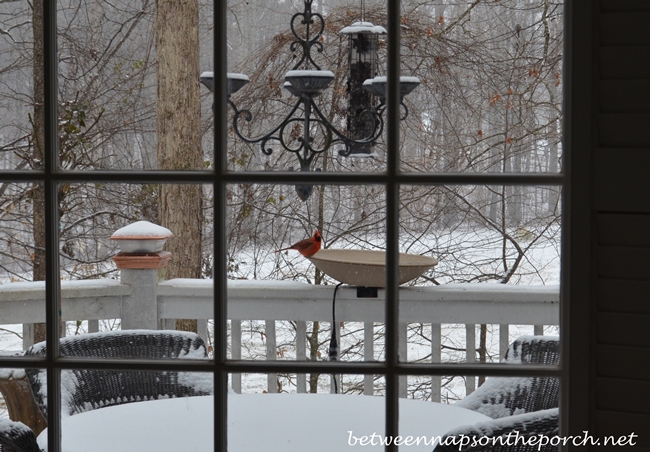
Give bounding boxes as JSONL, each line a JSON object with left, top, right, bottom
{"left": 32, "top": 0, "right": 47, "bottom": 343}
{"left": 155, "top": 0, "right": 202, "bottom": 332}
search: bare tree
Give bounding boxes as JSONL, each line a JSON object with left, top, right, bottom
{"left": 156, "top": 0, "right": 203, "bottom": 332}
{"left": 1, "top": 0, "right": 159, "bottom": 320}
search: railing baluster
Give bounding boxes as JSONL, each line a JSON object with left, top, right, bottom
{"left": 499, "top": 324, "right": 509, "bottom": 360}
{"left": 465, "top": 324, "right": 476, "bottom": 395}
{"left": 330, "top": 321, "right": 341, "bottom": 394}
{"left": 364, "top": 321, "right": 374, "bottom": 395}
{"left": 266, "top": 320, "right": 277, "bottom": 393}
{"left": 22, "top": 323, "right": 35, "bottom": 349}
{"left": 87, "top": 320, "right": 99, "bottom": 334}
{"left": 534, "top": 324, "right": 544, "bottom": 335}
{"left": 296, "top": 320, "right": 306, "bottom": 393}
{"left": 430, "top": 323, "right": 441, "bottom": 402}
{"left": 399, "top": 322, "right": 407, "bottom": 398}
{"left": 231, "top": 319, "right": 242, "bottom": 393}
{"left": 197, "top": 319, "right": 208, "bottom": 344}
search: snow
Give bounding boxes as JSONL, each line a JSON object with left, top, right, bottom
{"left": 285, "top": 70, "right": 335, "bottom": 78}
{"left": 399, "top": 76, "right": 421, "bottom": 84}
{"left": 110, "top": 221, "right": 172, "bottom": 238}
{"left": 344, "top": 152, "right": 379, "bottom": 159}
{"left": 340, "top": 21, "right": 387, "bottom": 34}
{"left": 35, "top": 393, "right": 491, "bottom": 452}
{"left": 0, "top": 367, "right": 24, "bottom": 380}
{"left": 0, "top": 279, "right": 123, "bottom": 291}
{"left": 159, "top": 278, "right": 333, "bottom": 292}
{"left": 200, "top": 72, "right": 250, "bottom": 81}
{"left": 227, "top": 73, "right": 249, "bottom": 81}
{"left": 158, "top": 277, "right": 213, "bottom": 287}
{"left": 367, "top": 76, "right": 421, "bottom": 84}
{"left": 454, "top": 376, "right": 532, "bottom": 418}
{"left": 442, "top": 407, "right": 559, "bottom": 438}
{"left": 27, "top": 329, "right": 205, "bottom": 353}
{"left": 229, "top": 279, "right": 319, "bottom": 290}
{"left": 0, "top": 418, "right": 33, "bottom": 439}
{"left": 177, "top": 371, "right": 214, "bottom": 394}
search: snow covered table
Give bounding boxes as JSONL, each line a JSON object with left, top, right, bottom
{"left": 36, "top": 393, "right": 490, "bottom": 451}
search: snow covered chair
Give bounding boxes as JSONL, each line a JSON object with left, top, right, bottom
{"left": 0, "top": 420, "right": 42, "bottom": 452}
{"left": 455, "top": 335, "right": 560, "bottom": 419}
{"left": 433, "top": 407, "right": 560, "bottom": 452}
{"left": 0, "top": 330, "right": 212, "bottom": 452}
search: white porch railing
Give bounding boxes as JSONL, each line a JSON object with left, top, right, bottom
{"left": 0, "top": 277, "right": 559, "bottom": 400}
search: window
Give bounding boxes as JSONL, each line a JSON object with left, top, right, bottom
{"left": 0, "top": 0, "right": 565, "bottom": 451}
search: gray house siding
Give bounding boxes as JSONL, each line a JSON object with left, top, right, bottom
{"left": 576, "top": 0, "right": 650, "bottom": 448}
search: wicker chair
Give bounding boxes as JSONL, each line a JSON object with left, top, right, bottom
{"left": 432, "top": 336, "right": 560, "bottom": 452}
{"left": 0, "top": 421, "right": 42, "bottom": 452}
{"left": 433, "top": 408, "right": 560, "bottom": 452}
{"left": 455, "top": 335, "right": 560, "bottom": 419}
{"left": 0, "top": 330, "right": 212, "bottom": 452}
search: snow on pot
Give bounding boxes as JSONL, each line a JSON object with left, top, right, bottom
{"left": 110, "top": 221, "right": 173, "bottom": 254}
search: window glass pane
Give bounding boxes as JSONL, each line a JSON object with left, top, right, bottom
{"left": 227, "top": 182, "right": 387, "bottom": 366}
{"left": 0, "top": 365, "right": 47, "bottom": 437}
{"left": 226, "top": 183, "right": 387, "bottom": 275}
{"left": 55, "top": 2, "right": 154, "bottom": 170}
{"left": 402, "top": 373, "right": 560, "bottom": 449}
{"left": 399, "top": 185, "right": 561, "bottom": 363}
{"left": 54, "top": 1, "right": 214, "bottom": 171}
{"left": 54, "top": 182, "right": 212, "bottom": 354}
{"left": 0, "top": 182, "right": 48, "bottom": 354}
{"left": 229, "top": 373, "right": 387, "bottom": 450}
{"left": 0, "top": 2, "right": 37, "bottom": 170}
{"left": 46, "top": 371, "right": 213, "bottom": 451}
{"left": 219, "top": 0, "right": 389, "bottom": 178}
{"left": 399, "top": 0, "right": 563, "bottom": 174}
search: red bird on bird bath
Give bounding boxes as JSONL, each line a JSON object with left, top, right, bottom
{"left": 275, "top": 230, "right": 322, "bottom": 257}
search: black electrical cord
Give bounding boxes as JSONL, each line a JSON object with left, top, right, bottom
{"left": 329, "top": 282, "right": 343, "bottom": 393}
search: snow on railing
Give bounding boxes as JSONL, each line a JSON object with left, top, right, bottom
{"left": 0, "top": 276, "right": 559, "bottom": 399}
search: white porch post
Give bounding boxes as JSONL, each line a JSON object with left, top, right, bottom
{"left": 118, "top": 264, "right": 166, "bottom": 330}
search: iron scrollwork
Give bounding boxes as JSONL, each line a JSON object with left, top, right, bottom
{"left": 202, "top": 0, "right": 417, "bottom": 201}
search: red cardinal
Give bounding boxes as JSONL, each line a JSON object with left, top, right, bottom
{"left": 275, "top": 230, "right": 322, "bottom": 257}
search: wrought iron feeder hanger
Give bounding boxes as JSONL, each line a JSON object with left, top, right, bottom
{"left": 200, "top": 0, "right": 419, "bottom": 201}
